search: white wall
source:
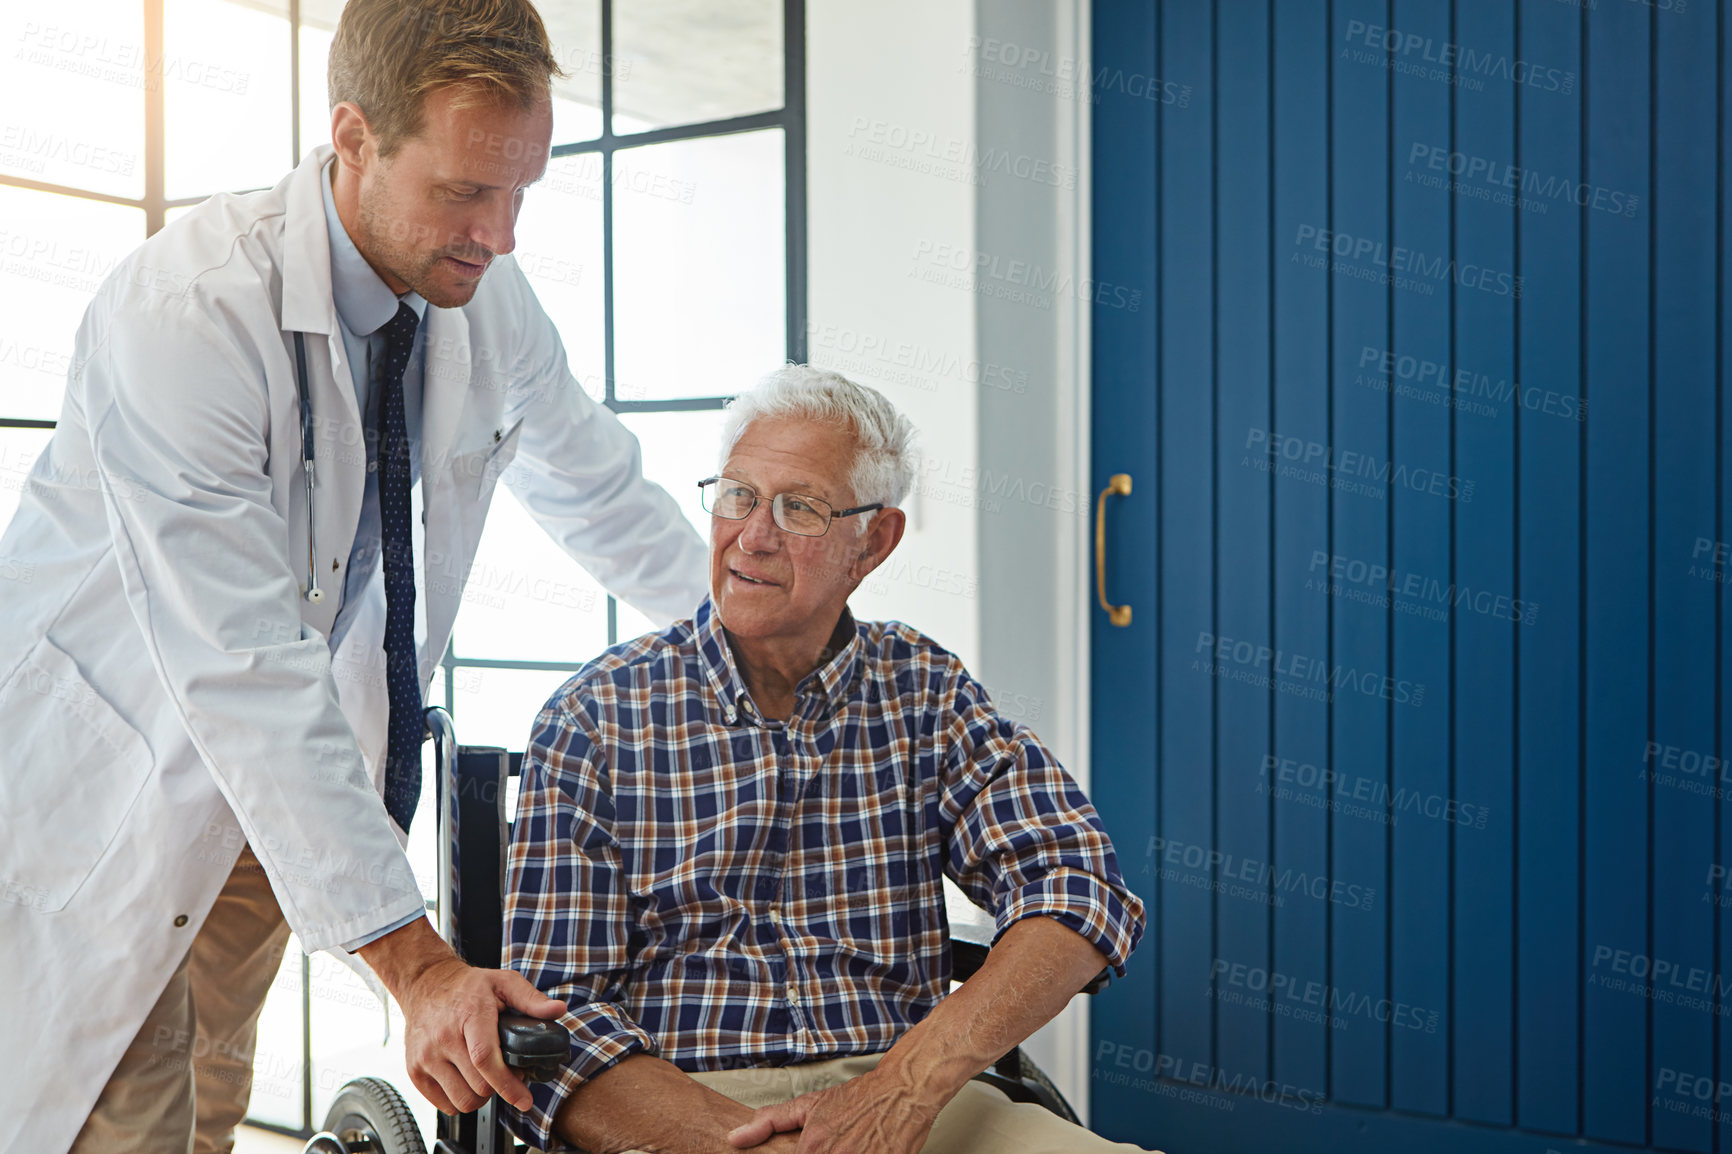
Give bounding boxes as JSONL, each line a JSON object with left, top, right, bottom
{"left": 970, "top": 0, "right": 1096, "bottom": 1118}
{"left": 806, "top": 0, "right": 1098, "bottom": 1120}
{"left": 805, "top": 0, "right": 980, "bottom": 664}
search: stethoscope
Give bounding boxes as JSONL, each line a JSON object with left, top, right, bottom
{"left": 292, "top": 330, "right": 324, "bottom": 604}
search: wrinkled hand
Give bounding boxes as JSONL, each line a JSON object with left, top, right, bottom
{"left": 398, "top": 956, "right": 567, "bottom": 1115}
{"left": 725, "top": 1069, "right": 940, "bottom": 1154}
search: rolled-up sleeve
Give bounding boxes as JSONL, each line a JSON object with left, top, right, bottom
{"left": 500, "top": 697, "right": 655, "bottom": 1151}
{"left": 938, "top": 668, "right": 1147, "bottom": 974}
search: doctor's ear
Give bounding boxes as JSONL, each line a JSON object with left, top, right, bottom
{"left": 329, "top": 102, "right": 380, "bottom": 172}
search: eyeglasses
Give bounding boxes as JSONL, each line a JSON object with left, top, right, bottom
{"left": 697, "top": 476, "right": 884, "bottom": 538}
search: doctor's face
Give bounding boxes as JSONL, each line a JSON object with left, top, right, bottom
{"left": 332, "top": 84, "right": 552, "bottom": 309}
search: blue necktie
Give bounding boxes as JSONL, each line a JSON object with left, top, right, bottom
{"left": 378, "top": 302, "right": 423, "bottom": 831}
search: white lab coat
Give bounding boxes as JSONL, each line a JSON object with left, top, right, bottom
{"left": 0, "top": 144, "right": 708, "bottom": 1151}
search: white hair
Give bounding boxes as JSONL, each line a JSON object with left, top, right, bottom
{"left": 718, "top": 364, "right": 918, "bottom": 523}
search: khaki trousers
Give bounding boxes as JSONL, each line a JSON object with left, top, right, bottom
{"left": 624, "top": 1052, "right": 1160, "bottom": 1154}
{"left": 69, "top": 846, "right": 292, "bottom": 1154}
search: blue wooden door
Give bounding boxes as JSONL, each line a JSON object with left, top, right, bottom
{"left": 1087, "top": 0, "right": 1725, "bottom": 1151}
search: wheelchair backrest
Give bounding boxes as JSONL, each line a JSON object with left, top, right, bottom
{"left": 446, "top": 745, "right": 518, "bottom": 970}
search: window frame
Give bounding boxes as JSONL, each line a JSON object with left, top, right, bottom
{"left": 436, "top": 0, "right": 808, "bottom": 706}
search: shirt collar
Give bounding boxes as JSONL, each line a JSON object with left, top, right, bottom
{"left": 694, "top": 595, "right": 864, "bottom": 724}
{"left": 320, "top": 156, "right": 428, "bottom": 337}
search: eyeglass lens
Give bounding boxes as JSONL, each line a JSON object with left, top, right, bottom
{"left": 703, "top": 479, "right": 833, "bottom": 536}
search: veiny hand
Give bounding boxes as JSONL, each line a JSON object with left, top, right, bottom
{"left": 725, "top": 1069, "right": 940, "bottom": 1154}
{"left": 398, "top": 955, "right": 567, "bottom": 1115}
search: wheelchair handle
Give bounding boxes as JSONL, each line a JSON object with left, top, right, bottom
{"left": 425, "top": 706, "right": 458, "bottom": 946}
{"left": 499, "top": 1012, "right": 569, "bottom": 1083}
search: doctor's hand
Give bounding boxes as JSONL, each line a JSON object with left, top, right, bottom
{"left": 358, "top": 916, "right": 567, "bottom": 1115}
{"left": 724, "top": 1065, "right": 941, "bottom": 1154}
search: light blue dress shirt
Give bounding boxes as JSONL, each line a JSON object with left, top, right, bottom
{"left": 320, "top": 157, "right": 434, "bottom": 951}
{"left": 320, "top": 157, "right": 430, "bottom": 654}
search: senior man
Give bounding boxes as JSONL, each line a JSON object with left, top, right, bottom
{"left": 501, "top": 366, "right": 1152, "bottom": 1154}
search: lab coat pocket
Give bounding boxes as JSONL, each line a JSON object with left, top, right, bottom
{"left": 0, "top": 637, "right": 153, "bottom": 913}
{"left": 454, "top": 418, "right": 524, "bottom": 501}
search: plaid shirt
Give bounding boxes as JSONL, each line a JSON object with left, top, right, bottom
{"left": 501, "top": 596, "right": 1145, "bottom": 1150}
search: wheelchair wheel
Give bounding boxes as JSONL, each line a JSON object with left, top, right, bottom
{"left": 303, "top": 1076, "right": 428, "bottom": 1154}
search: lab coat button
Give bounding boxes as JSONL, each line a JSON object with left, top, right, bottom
{"left": 173, "top": 914, "right": 188, "bottom": 928}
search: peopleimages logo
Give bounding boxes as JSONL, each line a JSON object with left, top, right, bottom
{"left": 1259, "top": 753, "right": 1489, "bottom": 830}
{"left": 1246, "top": 428, "right": 1475, "bottom": 503}
{"left": 1406, "top": 143, "right": 1639, "bottom": 218}
{"left": 1210, "top": 959, "right": 1442, "bottom": 1033}
{"left": 1293, "top": 224, "right": 1522, "bottom": 299}
{"left": 1356, "top": 345, "right": 1587, "bottom": 423}
{"left": 1196, "top": 630, "right": 1426, "bottom": 708}
{"left": 1148, "top": 835, "right": 1378, "bottom": 911}
{"left": 1092, "top": 1042, "right": 1324, "bottom": 1115}
{"left": 1307, "top": 548, "right": 1538, "bottom": 627}
{"left": 1341, "top": 20, "right": 1576, "bottom": 94}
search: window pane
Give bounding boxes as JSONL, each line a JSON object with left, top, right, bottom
{"left": 298, "top": 19, "right": 337, "bottom": 163}
{"left": 308, "top": 964, "right": 435, "bottom": 1144}
{"left": 514, "top": 152, "right": 604, "bottom": 403}
{"left": 612, "top": 0, "right": 782, "bottom": 132}
{"left": 307, "top": 736, "right": 435, "bottom": 1134}
{"left": 544, "top": 0, "right": 602, "bottom": 144}
{"left": 448, "top": 475, "right": 612, "bottom": 663}
{"left": 612, "top": 130, "right": 784, "bottom": 402}
{"left": 246, "top": 941, "right": 305, "bottom": 1131}
{"left": 0, "top": 0, "right": 145, "bottom": 198}
{"left": 164, "top": 0, "right": 293, "bottom": 199}
{"left": 0, "top": 427, "right": 54, "bottom": 538}
{"left": 613, "top": 408, "right": 725, "bottom": 641}
{"left": 442, "top": 665, "right": 579, "bottom": 751}
{"left": 0, "top": 187, "right": 145, "bottom": 421}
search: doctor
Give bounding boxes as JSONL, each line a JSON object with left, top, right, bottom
{"left": 0, "top": 0, "right": 708, "bottom": 1150}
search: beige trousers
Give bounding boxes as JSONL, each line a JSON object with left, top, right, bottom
{"left": 69, "top": 846, "right": 293, "bottom": 1154}
{"left": 624, "top": 1052, "right": 1160, "bottom": 1154}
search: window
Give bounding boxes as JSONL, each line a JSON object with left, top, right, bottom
{"left": 0, "top": 0, "right": 805, "bottom": 1138}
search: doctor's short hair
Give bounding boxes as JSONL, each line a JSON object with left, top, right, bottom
{"left": 328, "top": 0, "right": 564, "bottom": 158}
{"left": 718, "top": 365, "right": 919, "bottom": 522}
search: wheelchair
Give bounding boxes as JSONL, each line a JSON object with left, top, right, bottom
{"left": 304, "top": 706, "right": 1106, "bottom": 1153}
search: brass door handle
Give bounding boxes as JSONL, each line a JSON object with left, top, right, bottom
{"left": 1094, "top": 473, "right": 1132, "bottom": 627}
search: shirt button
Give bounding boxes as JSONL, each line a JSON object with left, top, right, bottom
{"left": 768, "top": 908, "right": 782, "bottom": 925}
{"left": 785, "top": 984, "right": 799, "bottom": 1005}
{"left": 173, "top": 914, "right": 188, "bottom": 928}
